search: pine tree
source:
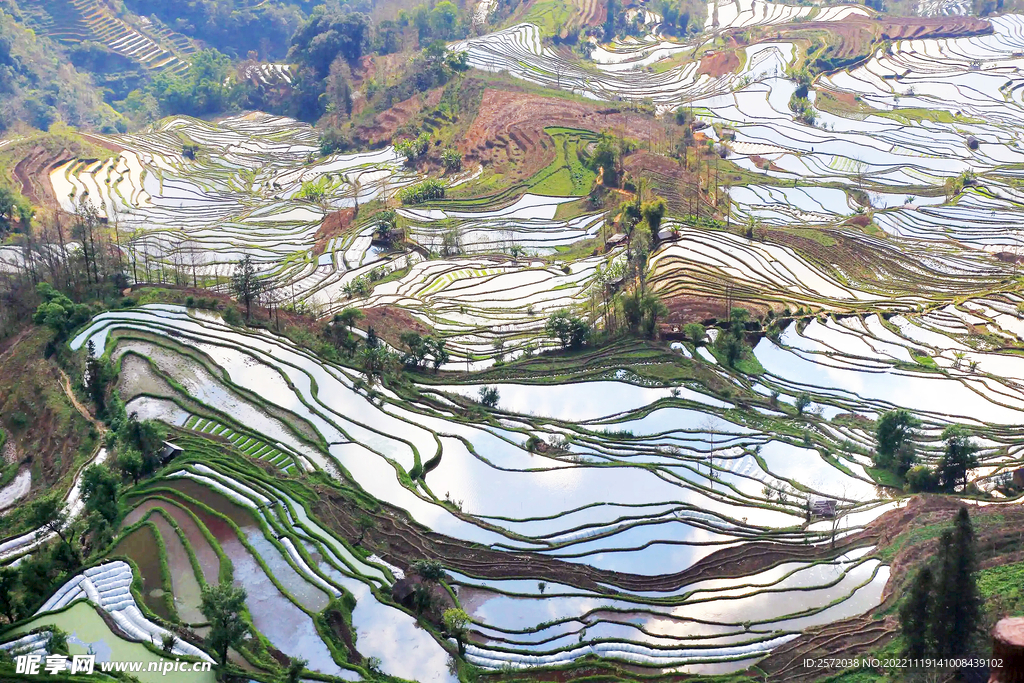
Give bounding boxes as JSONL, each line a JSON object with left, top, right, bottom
{"left": 948, "top": 508, "right": 981, "bottom": 655}
{"left": 929, "top": 508, "right": 981, "bottom": 657}
{"left": 929, "top": 529, "right": 956, "bottom": 655}
{"left": 900, "top": 566, "right": 933, "bottom": 658}
{"left": 230, "top": 255, "right": 265, "bottom": 323}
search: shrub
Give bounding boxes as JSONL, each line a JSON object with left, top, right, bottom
{"left": 222, "top": 307, "right": 243, "bottom": 326}
{"left": 545, "top": 310, "right": 590, "bottom": 350}
{"left": 441, "top": 147, "right": 462, "bottom": 172}
{"left": 905, "top": 465, "right": 939, "bottom": 492}
{"left": 396, "top": 132, "right": 431, "bottom": 163}
{"left": 398, "top": 179, "right": 445, "bottom": 205}
{"left": 684, "top": 322, "right": 705, "bottom": 344}
{"left": 478, "top": 386, "right": 499, "bottom": 409}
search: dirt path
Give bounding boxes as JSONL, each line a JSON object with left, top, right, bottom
{"left": 0, "top": 328, "right": 31, "bottom": 366}
{"left": 58, "top": 366, "right": 106, "bottom": 435}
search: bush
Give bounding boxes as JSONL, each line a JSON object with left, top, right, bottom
{"left": 398, "top": 179, "right": 446, "bottom": 205}
{"left": 684, "top": 322, "right": 705, "bottom": 344}
{"left": 478, "top": 386, "right": 499, "bottom": 409}
{"left": 396, "top": 132, "right": 431, "bottom": 163}
{"left": 222, "top": 307, "right": 243, "bottom": 326}
{"left": 906, "top": 465, "right": 939, "bottom": 493}
{"left": 546, "top": 310, "right": 590, "bottom": 350}
{"left": 441, "top": 147, "right": 462, "bottom": 172}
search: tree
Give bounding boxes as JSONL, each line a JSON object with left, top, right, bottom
{"left": 116, "top": 448, "right": 144, "bottom": 486}
{"left": 361, "top": 345, "right": 392, "bottom": 386}
{"left": 930, "top": 509, "right": 981, "bottom": 657}
{"left": 546, "top": 310, "right": 590, "bottom": 350}
{"left": 122, "top": 414, "right": 167, "bottom": 471}
{"left": 414, "top": 559, "right": 447, "bottom": 582}
{"left": 29, "top": 495, "right": 77, "bottom": 564}
{"left": 795, "top": 392, "right": 812, "bottom": 415}
{"left": 0, "top": 566, "right": 19, "bottom": 623}
{"left": 400, "top": 332, "right": 430, "bottom": 369}
{"left": 335, "top": 307, "right": 364, "bottom": 332}
{"left": 899, "top": 566, "right": 933, "bottom": 658}
{"left": 150, "top": 49, "right": 240, "bottom": 117}
{"left": 621, "top": 291, "right": 667, "bottom": 339}
{"left": 905, "top": 465, "right": 938, "bottom": 493}
{"left": 874, "top": 409, "right": 920, "bottom": 476}
{"left": 285, "top": 657, "right": 307, "bottom": 683}
{"left": 81, "top": 464, "right": 121, "bottom": 527}
{"left": 288, "top": 8, "right": 372, "bottom": 75}
{"left": 429, "top": 1, "right": 460, "bottom": 38}
{"left": 230, "top": 255, "right": 266, "bottom": 323}
{"left": 443, "top": 608, "right": 470, "bottom": 656}
{"left": 85, "top": 349, "right": 111, "bottom": 416}
{"left": 591, "top": 134, "right": 619, "bottom": 187}
{"left": 684, "top": 322, "right": 705, "bottom": 345}
{"left": 426, "top": 337, "right": 449, "bottom": 372}
{"left": 641, "top": 197, "right": 667, "bottom": 233}
{"left": 32, "top": 282, "right": 91, "bottom": 340}
{"left": 412, "top": 582, "right": 433, "bottom": 614}
{"left": 200, "top": 582, "right": 248, "bottom": 665}
{"left": 938, "top": 425, "right": 979, "bottom": 492}
{"left": 478, "top": 386, "right": 499, "bottom": 409}
{"left": 715, "top": 309, "right": 750, "bottom": 368}
{"left": 374, "top": 210, "right": 399, "bottom": 246}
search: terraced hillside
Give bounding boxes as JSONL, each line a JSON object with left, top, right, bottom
{"left": 5, "top": 0, "right": 1024, "bottom": 680}
{"left": 22, "top": 0, "right": 195, "bottom": 73}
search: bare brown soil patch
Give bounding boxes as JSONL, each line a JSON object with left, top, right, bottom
{"left": 748, "top": 15, "right": 991, "bottom": 61}
{"left": 622, "top": 151, "right": 717, "bottom": 216}
{"left": 819, "top": 87, "right": 859, "bottom": 108}
{"left": 313, "top": 208, "right": 356, "bottom": 256}
{"left": 574, "top": 0, "right": 605, "bottom": 28}
{"left": 697, "top": 49, "right": 740, "bottom": 77}
{"left": 0, "top": 328, "right": 97, "bottom": 521}
{"left": 359, "top": 87, "right": 445, "bottom": 145}
{"left": 462, "top": 88, "right": 670, "bottom": 180}
{"left": 325, "top": 608, "right": 362, "bottom": 663}
{"left": 80, "top": 133, "right": 125, "bottom": 154}
{"left": 358, "top": 305, "right": 433, "bottom": 345}
{"left": 13, "top": 146, "right": 75, "bottom": 206}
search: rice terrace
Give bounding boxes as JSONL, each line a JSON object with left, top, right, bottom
{"left": 3, "top": 0, "right": 1024, "bottom": 680}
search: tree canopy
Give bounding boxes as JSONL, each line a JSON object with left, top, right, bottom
{"left": 201, "top": 582, "right": 249, "bottom": 664}
{"left": 938, "top": 424, "right": 979, "bottom": 492}
{"left": 874, "top": 409, "right": 920, "bottom": 476}
{"left": 288, "top": 9, "right": 372, "bottom": 76}
{"left": 150, "top": 50, "right": 240, "bottom": 116}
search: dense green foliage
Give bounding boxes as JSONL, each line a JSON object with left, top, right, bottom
{"left": 399, "top": 178, "right": 446, "bottom": 204}
{"left": 899, "top": 508, "right": 982, "bottom": 658}
{"left": 546, "top": 309, "right": 591, "bottom": 350}
{"left": 32, "top": 283, "right": 92, "bottom": 341}
{"left": 288, "top": 8, "right": 373, "bottom": 74}
{"left": 200, "top": 582, "right": 249, "bottom": 664}
{"left": 874, "top": 409, "right": 920, "bottom": 476}
{"left": 0, "top": 5, "right": 121, "bottom": 132}
{"left": 121, "top": 0, "right": 306, "bottom": 59}
{"left": 150, "top": 50, "right": 241, "bottom": 116}
{"left": 937, "top": 424, "right": 979, "bottom": 491}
